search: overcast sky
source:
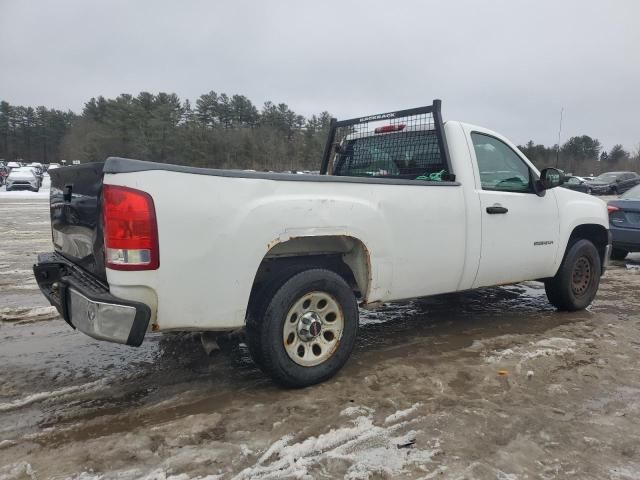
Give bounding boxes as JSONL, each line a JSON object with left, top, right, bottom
{"left": 1, "top": 0, "right": 639, "bottom": 150}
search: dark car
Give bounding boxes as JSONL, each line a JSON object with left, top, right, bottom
{"left": 587, "top": 171, "right": 640, "bottom": 195}
{"left": 607, "top": 184, "right": 640, "bottom": 260}
{"left": 562, "top": 175, "right": 591, "bottom": 193}
{"left": 0, "top": 162, "right": 9, "bottom": 186}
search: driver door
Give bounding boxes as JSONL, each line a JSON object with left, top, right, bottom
{"left": 469, "top": 131, "right": 560, "bottom": 287}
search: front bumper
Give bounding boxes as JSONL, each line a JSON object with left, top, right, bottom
{"left": 33, "top": 252, "right": 150, "bottom": 346}
{"left": 7, "top": 181, "right": 37, "bottom": 190}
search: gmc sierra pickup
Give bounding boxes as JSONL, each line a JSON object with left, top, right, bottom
{"left": 34, "top": 100, "right": 611, "bottom": 387}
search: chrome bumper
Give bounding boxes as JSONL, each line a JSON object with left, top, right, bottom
{"left": 68, "top": 288, "right": 139, "bottom": 344}
{"left": 33, "top": 252, "right": 150, "bottom": 346}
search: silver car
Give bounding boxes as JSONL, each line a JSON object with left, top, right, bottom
{"left": 5, "top": 167, "right": 40, "bottom": 192}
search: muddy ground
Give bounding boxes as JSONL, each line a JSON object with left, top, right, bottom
{"left": 1, "top": 191, "right": 639, "bottom": 480}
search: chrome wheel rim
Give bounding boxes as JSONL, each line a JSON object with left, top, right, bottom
{"left": 571, "top": 256, "right": 592, "bottom": 296}
{"left": 283, "top": 291, "right": 344, "bottom": 367}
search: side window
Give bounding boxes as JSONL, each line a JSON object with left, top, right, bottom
{"left": 471, "top": 133, "right": 532, "bottom": 193}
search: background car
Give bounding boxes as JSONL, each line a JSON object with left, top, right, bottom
{"left": 5, "top": 167, "right": 40, "bottom": 192}
{"left": 562, "top": 175, "right": 591, "bottom": 193}
{"left": 608, "top": 184, "right": 640, "bottom": 260}
{"left": 586, "top": 171, "right": 640, "bottom": 195}
{"left": 0, "top": 162, "right": 9, "bottom": 186}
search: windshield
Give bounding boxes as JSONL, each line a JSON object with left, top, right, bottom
{"left": 622, "top": 184, "right": 640, "bottom": 200}
{"left": 9, "top": 168, "right": 35, "bottom": 177}
{"left": 593, "top": 173, "right": 618, "bottom": 182}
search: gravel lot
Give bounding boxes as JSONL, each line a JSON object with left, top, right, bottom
{"left": 1, "top": 192, "right": 639, "bottom": 480}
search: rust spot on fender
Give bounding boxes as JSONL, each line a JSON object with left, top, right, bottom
{"left": 266, "top": 238, "right": 280, "bottom": 250}
{"left": 151, "top": 323, "right": 160, "bottom": 332}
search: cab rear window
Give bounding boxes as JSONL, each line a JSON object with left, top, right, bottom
{"left": 332, "top": 130, "right": 446, "bottom": 180}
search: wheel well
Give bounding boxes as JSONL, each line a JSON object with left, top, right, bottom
{"left": 568, "top": 224, "right": 609, "bottom": 266}
{"left": 249, "top": 236, "right": 371, "bottom": 309}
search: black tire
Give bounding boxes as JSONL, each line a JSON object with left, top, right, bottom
{"left": 544, "top": 239, "right": 601, "bottom": 311}
{"left": 245, "top": 262, "right": 316, "bottom": 369}
{"left": 611, "top": 248, "right": 628, "bottom": 261}
{"left": 246, "top": 268, "right": 358, "bottom": 388}
{"left": 611, "top": 186, "right": 618, "bottom": 195}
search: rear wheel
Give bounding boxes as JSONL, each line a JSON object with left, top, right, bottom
{"left": 611, "top": 248, "right": 628, "bottom": 261}
{"left": 611, "top": 186, "right": 618, "bottom": 195}
{"left": 544, "top": 239, "right": 601, "bottom": 311}
{"left": 246, "top": 268, "right": 358, "bottom": 388}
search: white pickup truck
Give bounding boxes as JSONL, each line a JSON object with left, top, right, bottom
{"left": 34, "top": 100, "right": 611, "bottom": 387}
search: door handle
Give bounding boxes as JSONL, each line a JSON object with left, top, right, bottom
{"left": 486, "top": 205, "right": 508, "bottom": 214}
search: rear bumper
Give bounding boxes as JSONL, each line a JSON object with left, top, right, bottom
{"left": 33, "top": 252, "right": 150, "bottom": 346}
{"left": 610, "top": 225, "right": 640, "bottom": 252}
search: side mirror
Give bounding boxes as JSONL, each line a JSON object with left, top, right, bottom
{"left": 537, "top": 168, "right": 564, "bottom": 192}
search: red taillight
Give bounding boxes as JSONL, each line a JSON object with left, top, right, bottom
{"left": 374, "top": 123, "right": 406, "bottom": 134}
{"left": 102, "top": 185, "right": 159, "bottom": 270}
{"left": 607, "top": 205, "right": 620, "bottom": 214}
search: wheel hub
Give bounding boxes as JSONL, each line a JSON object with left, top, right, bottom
{"left": 282, "top": 291, "right": 345, "bottom": 367}
{"left": 298, "top": 312, "right": 322, "bottom": 341}
{"left": 571, "top": 256, "right": 592, "bottom": 295}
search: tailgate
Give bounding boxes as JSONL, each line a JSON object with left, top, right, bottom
{"left": 49, "top": 162, "right": 107, "bottom": 281}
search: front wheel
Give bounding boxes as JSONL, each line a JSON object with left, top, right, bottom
{"left": 544, "top": 239, "right": 601, "bottom": 311}
{"left": 246, "top": 268, "right": 358, "bottom": 388}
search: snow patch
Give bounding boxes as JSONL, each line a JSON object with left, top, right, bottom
{"left": 609, "top": 464, "right": 640, "bottom": 480}
{"left": 69, "top": 470, "right": 222, "bottom": 480}
{"left": 485, "top": 337, "right": 577, "bottom": 364}
{"left": 0, "top": 306, "right": 59, "bottom": 323}
{"left": 0, "top": 439, "right": 17, "bottom": 449}
{"left": 0, "top": 378, "right": 109, "bottom": 412}
{"left": 384, "top": 403, "right": 421, "bottom": 424}
{"left": 0, "top": 461, "right": 37, "bottom": 480}
{"left": 233, "top": 415, "right": 440, "bottom": 480}
{"left": 340, "top": 405, "right": 374, "bottom": 417}
{"left": 0, "top": 188, "right": 50, "bottom": 199}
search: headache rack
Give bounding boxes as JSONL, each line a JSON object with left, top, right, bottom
{"left": 319, "top": 99, "right": 453, "bottom": 181}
